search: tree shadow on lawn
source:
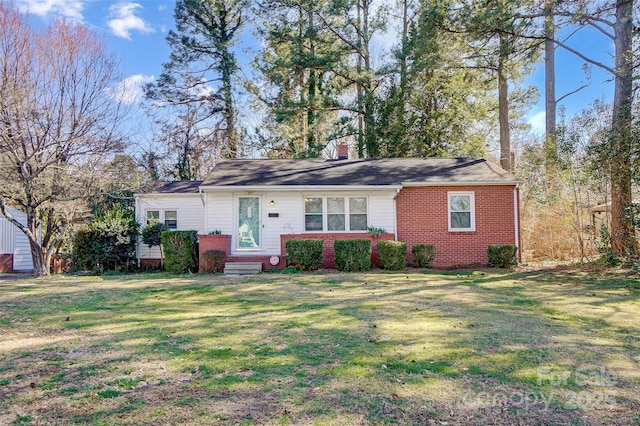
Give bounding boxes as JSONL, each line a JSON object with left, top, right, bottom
{"left": 0, "top": 270, "right": 639, "bottom": 425}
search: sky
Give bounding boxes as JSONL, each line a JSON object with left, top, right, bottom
{"left": 14, "top": 0, "right": 617, "bottom": 140}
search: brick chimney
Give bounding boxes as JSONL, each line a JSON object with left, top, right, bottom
{"left": 337, "top": 143, "right": 349, "bottom": 160}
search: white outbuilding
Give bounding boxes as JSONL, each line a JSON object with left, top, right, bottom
{"left": 0, "top": 208, "right": 34, "bottom": 272}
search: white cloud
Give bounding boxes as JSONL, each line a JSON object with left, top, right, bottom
{"left": 107, "top": 2, "right": 154, "bottom": 40}
{"left": 16, "top": 0, "right": 84, "bottom": 21}
{"left": 110, "top": 74, "right": 155, "bottom": 105}
{"left": 527, "top": 111, "right": 546, "bottom": 135}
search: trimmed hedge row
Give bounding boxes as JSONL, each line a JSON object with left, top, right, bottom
{"left": 285, "top": 239, "right": 324, "bottom": 271}
{"left": 377, "top": 240, "right": 407, "bottom": 270}
{"left": 334, "top": 239, "right": 371, "bottom": 272}
{"left": 192, "top": 238, "right": 518, "bottom": 273}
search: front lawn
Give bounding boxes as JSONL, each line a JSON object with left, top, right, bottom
{"left": 0, "top": 267, "right": 638, "bottom": 425}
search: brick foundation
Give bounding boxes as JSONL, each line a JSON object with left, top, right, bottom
{"left": 0, "top": 254, "right": 13, "bottom": 272}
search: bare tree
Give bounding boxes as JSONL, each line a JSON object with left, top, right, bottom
{"left": 0, "top": 4, "right": 126, "bottom": 277}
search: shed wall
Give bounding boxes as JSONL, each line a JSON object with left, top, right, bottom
{"left": 0, "top": 209, "right": 34, "bottom": 272}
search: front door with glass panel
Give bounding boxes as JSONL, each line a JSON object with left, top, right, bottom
{"left": 238, "top": 197, "right": 260, "bottom": 248}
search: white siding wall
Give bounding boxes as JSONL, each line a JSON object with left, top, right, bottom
{"left": 262, "top": 192, "right": 305, "bottom": 254}
{"left": 369, "top": 191, "right": 398, "bottom": 232}
{"left": 0, "top": 215, "right": 13, "bottom": 254}
{"left": 204, "top": 190, "right": 397, "bottom": 256}
{"left": 205, "top": 193, "right": 234, "bottom": 235}
{"left": 13, "top": 232, "right": 33, "bottom": 271}
{"left": 0, "top": 208, "right": 34, "bottom": 271}
{"left": 136, "top": 195, "right": 205, "bottom": 260}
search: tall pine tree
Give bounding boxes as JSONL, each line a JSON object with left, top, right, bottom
{"left": 252, "top": 0, "right": 350, "bottom": 157}
{"left": 146, "top": 0, "right": 246, "bottom": 159}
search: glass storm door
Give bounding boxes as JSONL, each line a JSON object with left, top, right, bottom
{"left": 238, "top": 197, "right": 260, "bottom": 248}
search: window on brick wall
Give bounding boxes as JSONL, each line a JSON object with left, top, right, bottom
{"left": 448, "top": 192, "right": 475, "bottom": 231}
{"left": 304, "top": 196, "right": 368, "bottom": 232}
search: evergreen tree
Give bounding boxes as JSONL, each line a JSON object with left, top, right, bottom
{"left": 252, "top": 0, "right": 350, "bottom": 157}
{"left": 376, "top": 0, "right": 497, "bottom": 158}
{"left": 146, "top": 0, "right": 246, "bottom": 159}
{"left": 324, "top": 0, "right": 388, "bottom": 158}
{"left": 451, "top": 0, "right": 541, "bottom": 171}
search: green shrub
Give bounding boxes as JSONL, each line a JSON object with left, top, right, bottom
{"left": 412, "top": 244, "right": 436, "bottom": 268}
{"left": 200, "top": 249, "right": 226, "bottom": 273}
{"left": 142, "top": 223, "right": 167, "bottom": 249}
{"left": 162, "top": 230, "right": 198, "bottom": 274}
{"left": 377, "top": 240, "right": 407, "bottom": 270}
{"left": 73, "top": 206, "right": 139, "bottom": 274}
{"left": 487, "top": 244, "right": 518, "bottom": 268}
{"left": 285, "top": 239, "right": 324, "bottom": 271}
{"left": 334, "top": 239, "right": 371, "bottom": 272}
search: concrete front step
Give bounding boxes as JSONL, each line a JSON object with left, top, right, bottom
{"left": 223, "top": 262, "right": 263, "bottom": 275}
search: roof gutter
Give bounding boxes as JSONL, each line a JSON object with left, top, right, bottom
{"left": 400, "top": 180, "right": 525, "bottom": 187}
{"left": 198, "top": 185, "right": 403, "bottom": 192}
{"left": 133, "top": 192, "right": 201, "bottom": 197}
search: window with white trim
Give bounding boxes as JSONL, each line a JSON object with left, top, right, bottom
{"left": 448, "top": 192, "right": 475, "bottom": 231}
{"left": 146, "top": 209, "right": 178, "bottom": 230}
{"left": 304, "top": 196, "right": 368, "bottom": 232}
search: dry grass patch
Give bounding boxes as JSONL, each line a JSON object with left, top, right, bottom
{"left": 0, "top": 268, "right": 638, "bottom": 425}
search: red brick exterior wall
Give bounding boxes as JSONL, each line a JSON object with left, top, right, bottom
{"left": 396, "top": 185, "right": 518, "bottom": 267}
{"left": 198, "top": 234, "right": 232, "bottom": 272}
{"left": 281, "top": 233, "right": 395, "bottom": 269}
{"left": 199, "top": 234, "right": 232, "bottom": 255}
{"left": 0, "top": 254, "right": 13, "bottom": 272}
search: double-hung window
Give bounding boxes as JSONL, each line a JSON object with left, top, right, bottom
{"left": 448, "top": 192, "right": 475, "bottom": 232}
{"left": 305, "top": 196, "right": 368, "bottom": 232}
{"left": 146, "top": 209, "right": 178, "bottom": 230}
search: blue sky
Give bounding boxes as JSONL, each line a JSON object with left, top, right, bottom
{"left": 16, "top": 0, "right": 616, "bottom": 137}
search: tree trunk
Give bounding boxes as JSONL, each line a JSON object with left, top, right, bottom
{"left": 221, "top": 50, "right": 238, "bottom": 159}
{"left": 356, "top": 1, "right": 364, "bottom": 158}
{"left": 306, "top": 6, "right": 318, "bottom": 156}
{"left": 399, "top": 0, "right": 408, "bottom": 96}
{"left": 360, "top": 0, "right": 377, "bottom": 159}
{"left": 609, "top": 0, "right": 635, "bottom": 256}
{"left": 544, "top": 0, "right": 557, "bottom": 188}
{"left": 29, "top": 237, "right": 49, "bottom": 277}
{"left": 498, "top": 33, "right": 511, "bottom": 172}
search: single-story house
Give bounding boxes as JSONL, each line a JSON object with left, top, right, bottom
{"left": 0, "top": 207, "right": 34, "bottom": 273}
{"left": 135, "top": 155, "right": 523, "bottom": 270}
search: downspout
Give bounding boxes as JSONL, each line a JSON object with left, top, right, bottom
{"left": 199, "top": 187, "right": 207, "bottom": 234}
{"left": 513, "top": 184, "right": 521, "bottom": 263}
{"left": 394, "top": 188, "right": 400, "bottom": 241}
{"left": 135, "top": 196, "right": 141, "bottom": 267}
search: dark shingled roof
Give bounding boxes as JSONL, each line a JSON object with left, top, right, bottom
{"left": 200, "top": 158, "right": 519, "bottom": 187}
{"left": 138, "top": 180, "right": 203, "bottom": 194}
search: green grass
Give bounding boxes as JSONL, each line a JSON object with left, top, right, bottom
{"left": 0, "top": 267, "right": 639, "bottom": 425}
